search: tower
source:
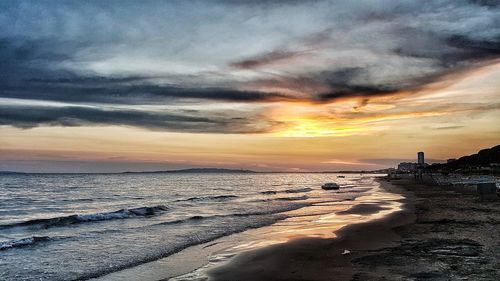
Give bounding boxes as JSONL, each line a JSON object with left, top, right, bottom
{"left": 417, "top": 151, "right": 424, "bottom": 165}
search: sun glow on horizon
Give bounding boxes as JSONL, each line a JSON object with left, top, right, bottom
{"left": 1, "top": 2, "right": 499, "bottom": 173}
{"left": 274, "top": 117, "right": 367, "bottom": 137}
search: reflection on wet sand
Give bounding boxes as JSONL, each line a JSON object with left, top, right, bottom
{"left": 171, "top": 179, "right": 404, "bottom": 280}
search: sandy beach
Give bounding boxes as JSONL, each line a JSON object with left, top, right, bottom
{"left": 3, "top": 2, "right": 500, "bottom": 280}
{"left": 4, "top": 174, "right": 498, "bottom": 281}
{"left": 353, "top": 179, "right": 500, "bottom": 280}
{"left": 207, "top": 179, "right": 500, "bottom": 281}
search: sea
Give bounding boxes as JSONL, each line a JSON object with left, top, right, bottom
{"left": 0, "top": 172, "right": 401, "bottom": 281}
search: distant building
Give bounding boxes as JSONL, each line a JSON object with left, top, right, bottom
{"left": 398, "top": 162, "right": 417, "bottom": 172}
{"left": 418, "top": 152, "right": 425, "bottom": 165}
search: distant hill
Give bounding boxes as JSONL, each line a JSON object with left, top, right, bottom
{"left": 123, "top": 168, "right": 257, "bottom": 174}
{"left": 428, "top": 145, "right": 500, "bottom": 170}
{"left": 0, "top": 171, "right": 26, "bottom": 175}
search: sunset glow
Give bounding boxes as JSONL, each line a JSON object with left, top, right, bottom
{"left": 1, "top": 0, "right": 499, "bottom": 172}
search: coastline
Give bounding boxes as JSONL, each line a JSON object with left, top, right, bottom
{"left": 92, "top": 175, "right": 404, "bottom": 281}
{"left": 204, "top": 178, "right": 415, "bottom": 281}
{"left": 205, "top": 178, "right": 500, "bottom": 281}
{"left": 353, "top": 178, "right": 500, "bottom": 280}
{"left": 94, "top": 176, "right": 499, "bottom": 281}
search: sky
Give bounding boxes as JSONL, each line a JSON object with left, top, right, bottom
{"left": 1, "top": 0, "right": 499, "bottom": 173}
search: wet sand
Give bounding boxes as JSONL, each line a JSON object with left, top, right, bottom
{"left": 353, "top": 179, "right": 500, "bottom": 280}
{"left": 90, "top": 177, "right": 404, "bottom": 281}
{"left": 206, "top": 180, "right": 414, "bottom": 281}
{"left": 207, "top": 179, "right": 500, "bottom": 281}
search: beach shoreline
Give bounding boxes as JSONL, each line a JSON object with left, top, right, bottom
{"left": 91, "top": 175, "right": 404, "bottom": 281}
{"left": 204, "top": 178, "right": 415, "bottom": 281}
{"left": 206, "top": 178, "right": 500, "bottom": 281}
{"left": 352, "top": 178, "right": 500, "bottom": 280}
{"left": 92, "top": 176, "right": 500, "bottom": 281}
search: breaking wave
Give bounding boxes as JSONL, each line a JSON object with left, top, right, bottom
{"left": 275, "top": 195, "right": 309, "bottom": 201}
{"left": 260, "top": 187, "right": 313, "bottom": 195}
{"left": 0, "top": 205, "right": 169, "bottom": 230}
{"left": 0, "top": 236, "right": 50, "bottom": 251}
{"left": 175, "top": 195, "right": 238, "bottom": 202}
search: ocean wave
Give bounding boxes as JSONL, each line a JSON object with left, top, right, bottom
{"left": 251, "top": 195, "right": 310, "bottom": 202}
{"left": 260, "top": 190, "right": 277, "bottom": 195}
{"left": 335, "top": 187, "right": 371, "bottom": 194}
{"left": 152, "top": 204, "right": 310, "bottom": 228}
{"left": 61, "top": 198, "right": 95, "bottom": 202}
{"left": 260, "top": 187, "right": 312, "bottom": 195}
{"left": 0, "top": 236, "right": 50, "bottom": 251}
{"left": 0, "top": 205, "right": 169, "bottom": 230}
{"left": 285, "top": 187, "right": 312, "bottom": 193}
{"left": 75, "top": 214, "right": 287, "bottom": 281}
{"left": 135, "top": 216, "right": 203, "bottom": 227}
{"left": 275, "top": 195, "right": 309, "bottom": 201}
{"left": 175, "top": 195, "right": 238, "bottom": 202}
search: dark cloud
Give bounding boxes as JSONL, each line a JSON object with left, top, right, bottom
{"left": 230, "top": 31, "right": 500, "bottom": 103}
{"left": 445, "top": 35, "right": 500, "bottom": 62}
{"left": 0, "top": 37, "right": 83, "bottom": 93}
{"left": 315, "top": 67, "right": 399, "bottom": 101}
{"left": 317, "top": 85, "right": 397, "bottom": 101}
{"left": 393, "top": 31, "right": 500, "bottom": 68}
{"left": 230, "top": 50, "right": 306, "bottom": 69}
{"left": 0, "top": 104, "right": 278, "bottom": 133}
{"left": 0, "top": 0, "right": 499, "bottom": 132}
{"left": 2, "top": 82, "right": 289, "bottom": 104}
{"left": 468, "top": 0, "right": 499, "bottom": 7}
{"left": 0, "top": 37, "right": 291, "bottom": 104}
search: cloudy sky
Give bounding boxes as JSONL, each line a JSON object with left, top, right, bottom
{"left": 1, "top": 0, "right": 499, "bottom": 172}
